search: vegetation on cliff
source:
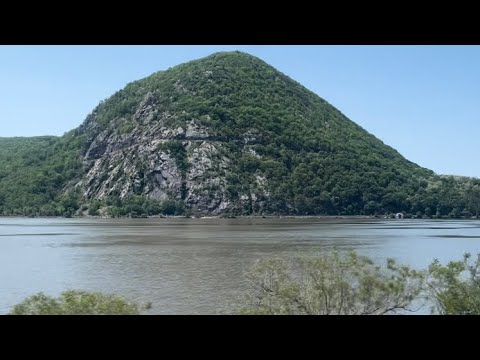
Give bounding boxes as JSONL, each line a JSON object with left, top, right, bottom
{"left": 1, "top": 51, "right": 479, "bottom": 217}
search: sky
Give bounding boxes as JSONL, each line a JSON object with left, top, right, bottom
{"left": 0, "top": 45, "right": 478, "bottom": 177}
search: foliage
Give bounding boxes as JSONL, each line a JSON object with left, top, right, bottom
{"left": 1, "top": 52, "right": 479, "bottom": 216}
{"left": 105, "top": 195, "right": 185, "bottom": 217}
{"left": 241, "top": 251, "right": 424, "bottom": 315}
{"left": 0, "top": 134, "right": 85, "bottom": 217}
{"left": 426, "top": 253, "right": 480, "bottom": 314}
{"left": 10, "top": 290, "right": 142, "bottom": 315}
{"left": 157, "top": 141, "right": 189, "bottom": 173}
{"left": 466, "top": 184, "right": 480, "bottom": 219}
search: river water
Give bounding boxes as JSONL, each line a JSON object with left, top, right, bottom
{"left": 1, "top": 217, "right": 480, "bottom": 314}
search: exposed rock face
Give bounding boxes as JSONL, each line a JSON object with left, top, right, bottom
{"left": 64, "top": 51, "right": 435, "bottom": 216}
{"left": 76, "top": 95, "right": 263, "bottom": 214}
{"left": 2, "top": 51, "right": 477, "bottom": 218}
{"left": 184, "top": 141, "right": 230, "bottom": 214}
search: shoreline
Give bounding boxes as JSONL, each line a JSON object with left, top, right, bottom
{"left": 0, "top": 214, "right": 376, "bottom": 219}
{"left": 0, "top": 215, "right": 477, "bottom": 220}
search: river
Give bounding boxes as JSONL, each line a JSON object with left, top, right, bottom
{"left": 1, "top": 217, "right": 480, "bottom": 314}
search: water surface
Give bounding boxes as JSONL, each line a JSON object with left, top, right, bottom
{"left": 1, "top": 217, "right": 479, "bottom": 314}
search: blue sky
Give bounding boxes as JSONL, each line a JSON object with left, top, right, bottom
{"left": 0, "top": 45, "right": 478, "bottom": 177}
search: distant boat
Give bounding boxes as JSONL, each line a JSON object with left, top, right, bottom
{"left": 395, "top": 213, "right": 404, "bottom": 219}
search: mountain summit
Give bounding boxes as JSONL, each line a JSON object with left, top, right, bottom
{"left": 1, "top": 51, "right": 477, "bottom": 217}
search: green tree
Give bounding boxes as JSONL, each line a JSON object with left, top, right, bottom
{"left": 10, "top": 290, "right": 145, "bottom": 315}
{"left": 88, "top": 200, "right": 101, "bottom": 216}
{"left": 241, "top": 251, "right": 424, "bottom": 315}
{"left": 426, "top": 253, "right": 480, "bottom": 315}
{"left": 466, "top": 185, "right": 480, "bottom": 219}
{"left": 0, "top": 52, "right": 478, "bottom": 217}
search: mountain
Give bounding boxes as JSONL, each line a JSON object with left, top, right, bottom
{"left": 0, "top": 51, "right": 479, "bottom": 217}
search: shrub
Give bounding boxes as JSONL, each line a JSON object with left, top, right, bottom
{"left": 10, "top": 290, "right": 142, "bottom": 315}
{"left": 241, "top": 251, "right": 424, "bottom": 315}
{"left": 426, "top": 253, "right": 480, "bottom": 314}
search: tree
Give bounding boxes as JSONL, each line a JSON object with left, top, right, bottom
{"left": 466, "top": 185, "right": 480, "bottom": 219}
{"left": 426, "top": 253, "right": 480, "bottom": 315}
{"left": 88, "top": 200, "right": 101, "bottom": 216}
{"left": 425, "top": 207, "right": 432, "bottom": 217}
{"left": 10, "top": 290, "right": 146, "bottom": 315}
{"left": 241, "top": 251, "right": 424, "bottom": 315}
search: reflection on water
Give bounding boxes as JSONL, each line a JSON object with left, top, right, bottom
{"left": 1, "top": 217, "right": 480, "bottom": 314}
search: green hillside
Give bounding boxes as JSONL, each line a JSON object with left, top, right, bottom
{"left": 0, "top": 51, "right": 478, "bottom": 217}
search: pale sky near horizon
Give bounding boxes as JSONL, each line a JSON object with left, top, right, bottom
{"left": 0, "top": 45, "right": 478, "bottom": 177}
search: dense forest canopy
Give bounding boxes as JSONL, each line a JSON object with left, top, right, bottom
{"left": 0, "top": 51, "right": 479, "bottom": 217}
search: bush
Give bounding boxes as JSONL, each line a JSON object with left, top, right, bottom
{"left": 10, "top": 290, "right": 142, "bottom": 315}
{"left": 426, "top": 253, "right": 480, "bottom": 314}
{"left": 241, "top": 251, "right": 424, "bottom": 315}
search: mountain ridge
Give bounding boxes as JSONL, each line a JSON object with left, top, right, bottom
{"left": 0, "top": 51, "right": 479, "bottom": 218}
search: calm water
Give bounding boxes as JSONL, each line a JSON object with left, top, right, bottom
{"left": 1, "top": 217, "right": 480, "bottom": 314}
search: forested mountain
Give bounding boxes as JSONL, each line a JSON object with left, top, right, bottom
{"left": 1, "top": 51, "right": 479, "bottom": 217}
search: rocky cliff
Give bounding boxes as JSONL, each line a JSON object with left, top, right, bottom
{"left": 5, "top": 51, "right": 476, "bottom": 217}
